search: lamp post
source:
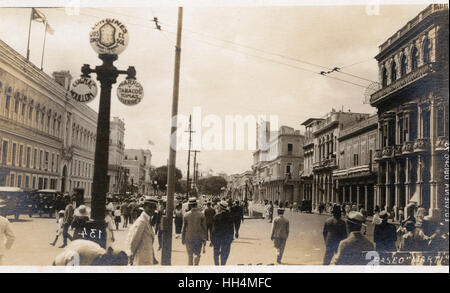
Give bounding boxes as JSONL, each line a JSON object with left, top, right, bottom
{"left": 70, "top": 19, "right": 143, "bottom": 248}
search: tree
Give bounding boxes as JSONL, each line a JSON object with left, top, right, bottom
{"left": 197, "top": 176, "right": 228, "bottom": 196}
{"left": 150, "top": 165, "right": 183, "bottom": 192}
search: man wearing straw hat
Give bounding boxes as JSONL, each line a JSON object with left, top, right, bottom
{"left": 271, "top": 208, "right": 289, "bottom": 264}
{"left": 182, "top": 197, "right": 207, "bottom": 265}
{"left": 331, "top": 211, "right": 374, "bottom": 265}
{"left": 127, "top": 197, "right": 158, "bottom": 265}
{"left": 211, "top": 200, "right": 235, "bottom": 265}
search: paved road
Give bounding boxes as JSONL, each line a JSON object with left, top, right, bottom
{"left": 1, "top": 211, "right": 375, "bottom": 266}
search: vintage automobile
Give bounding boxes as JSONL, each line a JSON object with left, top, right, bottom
{"left": 0, "top": 187, "right": 30, "bottom": 220}
{"left": 34, "top": 189, "right": 62, "bottom": 218}
{"left": 299, "top": 200, "right": 313, "bottom": 213}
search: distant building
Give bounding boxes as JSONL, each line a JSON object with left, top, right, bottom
{"left": 227, "top": 171, "right": 253, "bottom": 201}
{"left": 370, "top": 4, "right": 448, "bottom": 219}
{"left": 123, "top": 149, "right": 152, "bottom": 195}
{"left": 252, "top": 122, "right": 305, "bottom": 204}
{"left": 107, "top": 117, "right": 125, "bottom": 194}
{"left": 301, "top": 109, "right": 372, "bottom": 210}
{"left": 0, "top": 40, "right": 97, "bottom": 199}
{"left": 332, "top": 114, "right": 378, "bottom": 214}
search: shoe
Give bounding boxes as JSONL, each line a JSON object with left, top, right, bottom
{"left": 58, "top": 245, "right": 66, "bottom": 248}
{"left": 50, "top": 243, "right": 55, "bottom": 246}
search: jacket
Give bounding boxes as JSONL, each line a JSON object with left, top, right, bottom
{"left": 271, "top": 215, "right": 289, "bottom": 239}
{"left": 127, "top": 211, "right": 155, "bottom": 265}
{"left": 323, "top": 217, "right": 347, "bottom": 248}
{"left": 204, "top": 207, "right": 216, "bottom": 225}
{"left": 182, "top": 208, "right": 207, "bottom": 243}
{"left": 373, "top": 221, "right": 397, "bottom": 251}
{"left": 332, "top": 231, "right": 375, "bottom": 265}
{"left": 0, "top": 216, "right": 15, "bottom": 256}
{"left": 211, "top": 211, "right": 234, "bottom": 244}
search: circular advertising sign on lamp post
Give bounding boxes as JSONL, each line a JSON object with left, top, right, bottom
{"left": 89, "top": 18, "right": 129, "bottom": 55}
{"left": 70, "top": 77, "right": 98, "bottom": 103}
{"left": 117, "top": 78, "right": 144, "bottom": 105}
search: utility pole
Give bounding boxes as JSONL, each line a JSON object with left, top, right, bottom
{"left": 185, "top": 114, "right": 195, "bottom": 199}
{"left": 192, "top": 150, "right": 200, "bottom": 195}
{"left": 162, "top": 7, "right": 183, "bottom": 266}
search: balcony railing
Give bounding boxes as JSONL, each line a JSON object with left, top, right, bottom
{"left": 313, "top": 157, "right": 337, "bottom": 170}
{"left": 394, "top": 144, "right": 403, "bottom": 157}
{"left": 435, "top": 136, "right": 448, "bottom": 152}
{"left": 382, "top": 146, "right": 394, "bottom": 159}
{"left": 374, "top": 149, "right": 382, "bottom": 161}
{"left": 402, "top": 141, "right": 414, "bottom": 154}
{"left": 413, "top": 138, "right": 430, "bottom": 153}
{"left": 370, "top": 63, "right": 435, "bottom": 104}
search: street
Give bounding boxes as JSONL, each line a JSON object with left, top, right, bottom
{"left": 0, "top": 210, "right": 376, "bottom": 266}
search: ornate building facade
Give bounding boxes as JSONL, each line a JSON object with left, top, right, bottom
{"left": 0, "top": 40, "right": 97, "bottom": 198}
{"left": 123, "top": 149, "right": 152, "bottom": 195}
{"left": 302, "top": 110, "right": 371, "bottom": 210}
{"left": 332, "top": 114, "right": 378, "bottom": 214}
{"left": 370, "top": 4, "right": 448, "bottom": 219}
{"left": 108, "top": 117, "right": 125, "bottom": 194}
{"left": 252, "top": 122, "right": 305, "bottom": 204}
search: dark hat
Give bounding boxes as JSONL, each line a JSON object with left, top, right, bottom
{"left": 277, "top": 208, "right": 285, "bottom": 214}
{"left": 188, "top": 197, "right": 198, "bottom": 205}
{"left": 143, "top": 196, "right": 158, "bottom": 207}
{"left": 332, "top": 205, "right": 341, "bottom": 215}
{"left": 404, "top": 220, "right": 416, "bottom": 230}
{"left": 379, "top": 211, "right": 390, "bottom": 219}
{"left": 347, "top": 211, "right": 366, "bottom": 225}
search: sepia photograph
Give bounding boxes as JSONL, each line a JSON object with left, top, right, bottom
{"left": 0, "top": 0, "right": 448, "bottom": 276}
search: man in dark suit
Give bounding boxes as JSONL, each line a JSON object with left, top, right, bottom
{"left": 211, "top": 201, "right": 235, "bottom": 265}
{"left": 230, "top": 200, "right": 244, "bottom": 239}
{"left": 271, "top": 208, "right": 289, "bottom": 264}
{"left": 322, "top": 204, "right": 347, "bottom": 265}
{"left": 373, "top": 211, "right": 397, "bottom": 251}
{"left": 332, "top": 211, "right": 375, "bottom": 265}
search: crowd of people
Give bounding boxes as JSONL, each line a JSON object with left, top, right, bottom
{"left": 322, "top": 202, "right": 449, "bottom": 265}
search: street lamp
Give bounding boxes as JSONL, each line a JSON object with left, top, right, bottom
{"left": 70, "top": 18, "right": 143, "bottom": 248}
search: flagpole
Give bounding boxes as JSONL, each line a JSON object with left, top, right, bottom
{"left": 40, "top": 21, "right": 48, "bottom": 70}
{"left": 26, "top": 8, "right": 33, "bottom": 60}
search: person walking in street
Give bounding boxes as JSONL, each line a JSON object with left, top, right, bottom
{"left": 211, "top": 201, "right": 235, "bottom": 265}
{"left": 268, "top": 201, "right": 274, "bottom": 223}
{"left": 0, "top": 215, "right": 15, "bottom": 265}
{"left": 174, "top": 203, "right": 184, "bottom": 239}
{"left": 230, "top": 200, "right": 244, "bottom": 239}
{"left": 50, "top": 210, "right": 65, "bottom": 246}
{"left": 121, "top": 200, "right": 129, "bottom": 229}
{"left": 399, "top": 221, "right": 428, "bottom": 252}
{"left": 331, "top": 211, "right": 374, "bottom": 265}
{"left": 105, "top": 206, "right": 116, "bottom": 249}
{"left": 271, "top": 208, "right": 289, "bottom": 264}
{"left": 126, "top": 198, "right": 158, "bottom": 265}
{"left": 373, "top": 211, "right": 397, "bottom": 251}
{"left": 372, "top": 205, "right": 382, "bottom": 225}
{"left": 203, "top": 201, "right": 216, "bottom": 244}
{"left": 114, "top": 206, "right": 122, "bottom": 231}
{"left": 71, "top": 205, "right": 90, "bottom": 241}
{"left": 322, "top": 205, "right": 347, "bottom": 265}
{"left": 60, "top": 196, "right": 74, "bottom": 248}
{"left": 182, "top": 198, "right": 207, "bottom": 266}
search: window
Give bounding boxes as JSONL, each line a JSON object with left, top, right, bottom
{"left": 17, "top": 175, "right": 22, "bottom": 188}
{"left": 287, "top": 143, "right": 293, "bottom": 153}
{"left": 45, "top": 151, "right": 49, "bottom": 171}
{"left": 286, "top": 164, "right": 292, "bottom": 175}
{"left": 25, "top": 176, "right": 30, "bottom": 188}
{"left": 10, "top": 174, "right": 15, "bottom": 187}
{"left": 26, "top": 147, "right": 31, "bottom": 168}
{"left": 353, "top": 154, "right": 359, "bottom": 166}
{"left": 423, "top": 38, "right": 431, "bottom": 63}
{"left": 19, "top": 145, "right": 23, "bottom": 167}
{"left": 29, "top": 107, "right": 33, "bottom": 120}
{"left": 411, "top": 46, "right": 418, "bottom": 70}
{"left": 33, "top": 148, "right": 37, "bottom": 169}
{"left": 51, "top": 153, "right": 55, "bottom": 172}
{"left": 1, "top": 141, "right": 8, "bottom": 165}
{"left": 382, "top": 67, "right": 388, "bottom": 87}
{"left": 39, "top": 150, "right": 43, "bottom": 170}
{"left": 401, "top": 55, "right": 407, "bottom": 76}
{"left": 437, "top": 108, "right": 445, "bottom": 137}
{"left": 14, "top": 93, "right": 19, "bottom": 113}
{"left": 403, "top": 116, "right": 409, "bottom": 142}
{"left": 12, "top": 143, "right": 16, "bottom": 167}
{"left": 391, "top": 62, "right": 397, "bottom": 82}
{"left": 32, "top": 177, "right": 36, "bottom": 189}
{"left": 21, "top": 102, "right": 26, "bottom": 117}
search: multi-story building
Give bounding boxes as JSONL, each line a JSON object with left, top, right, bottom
{"left": 107, "top": 117, "right": 125, "bottom": 194}
{"left": 332, "top": 114, "right": 378, "bottom": 214}
{"left": 301, "top": 109, "right": 371, "bottom": 210}
{"left": 370, "top": 4, "right": 449, "bottom": 219}
{"left": 0, "top": 40, "right": 97, "bottom": 199}
{"left": 123, "top": 148, "right": 152, "bottom": 195}
{"left": 252, "top": 122, "right": 305, "bottom": 204}
{"left": 227, "top": 171, "right": 253, "bottom": 201}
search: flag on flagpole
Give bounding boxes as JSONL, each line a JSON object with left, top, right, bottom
{"left": 31, "top": 8, "right": 46, "bottom": 23}
{"left": 45, "top": 21, "right": 55, "bottom": 35}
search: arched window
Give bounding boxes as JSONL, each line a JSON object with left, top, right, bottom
{"left": 14, "top": 92, "right": 20, "bottom": 113}
{"left": 5, "top": 87, "right": 12, "bottom": 110}
{"left": 423, "top": 38, "right": 431, "bottom": 63}
{"left": 400, "top": 54, "right": 407, "bottom": 76}
{"left": 382, "top": 67, "right": 388, "bottom": 87}
{"left": 391, "top": 61, "right": 397, "bottom": 82}
{"left": 411, "top": 46, "right": 418, "bottom": 70}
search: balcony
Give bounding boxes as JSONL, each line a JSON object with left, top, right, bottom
{"left": 413, "top": 138, "right": 430, "bottom": 153}
{"left": 382, "top": 146, "right": 394, "bottom": 159}
{"left": 374, "top": 149, "right": 383, "bottom": 161}
{"left": 394, "top": 145, "right": 403, "bottom": 157}
{"left": 370, "top": 63, "right": 435, "bottom": 105}
{"left": 313, "top": 157, "right": 337, "bottom": 171}
{"left": 435, "top": 136, "right": 448, "bottom": 152}
{"left": 402, "top": 141, "right": 414, "bottom": 154}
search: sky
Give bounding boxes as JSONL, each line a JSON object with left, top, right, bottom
{"left": 0, "top": 3, "right": 428, "bottom": 176}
